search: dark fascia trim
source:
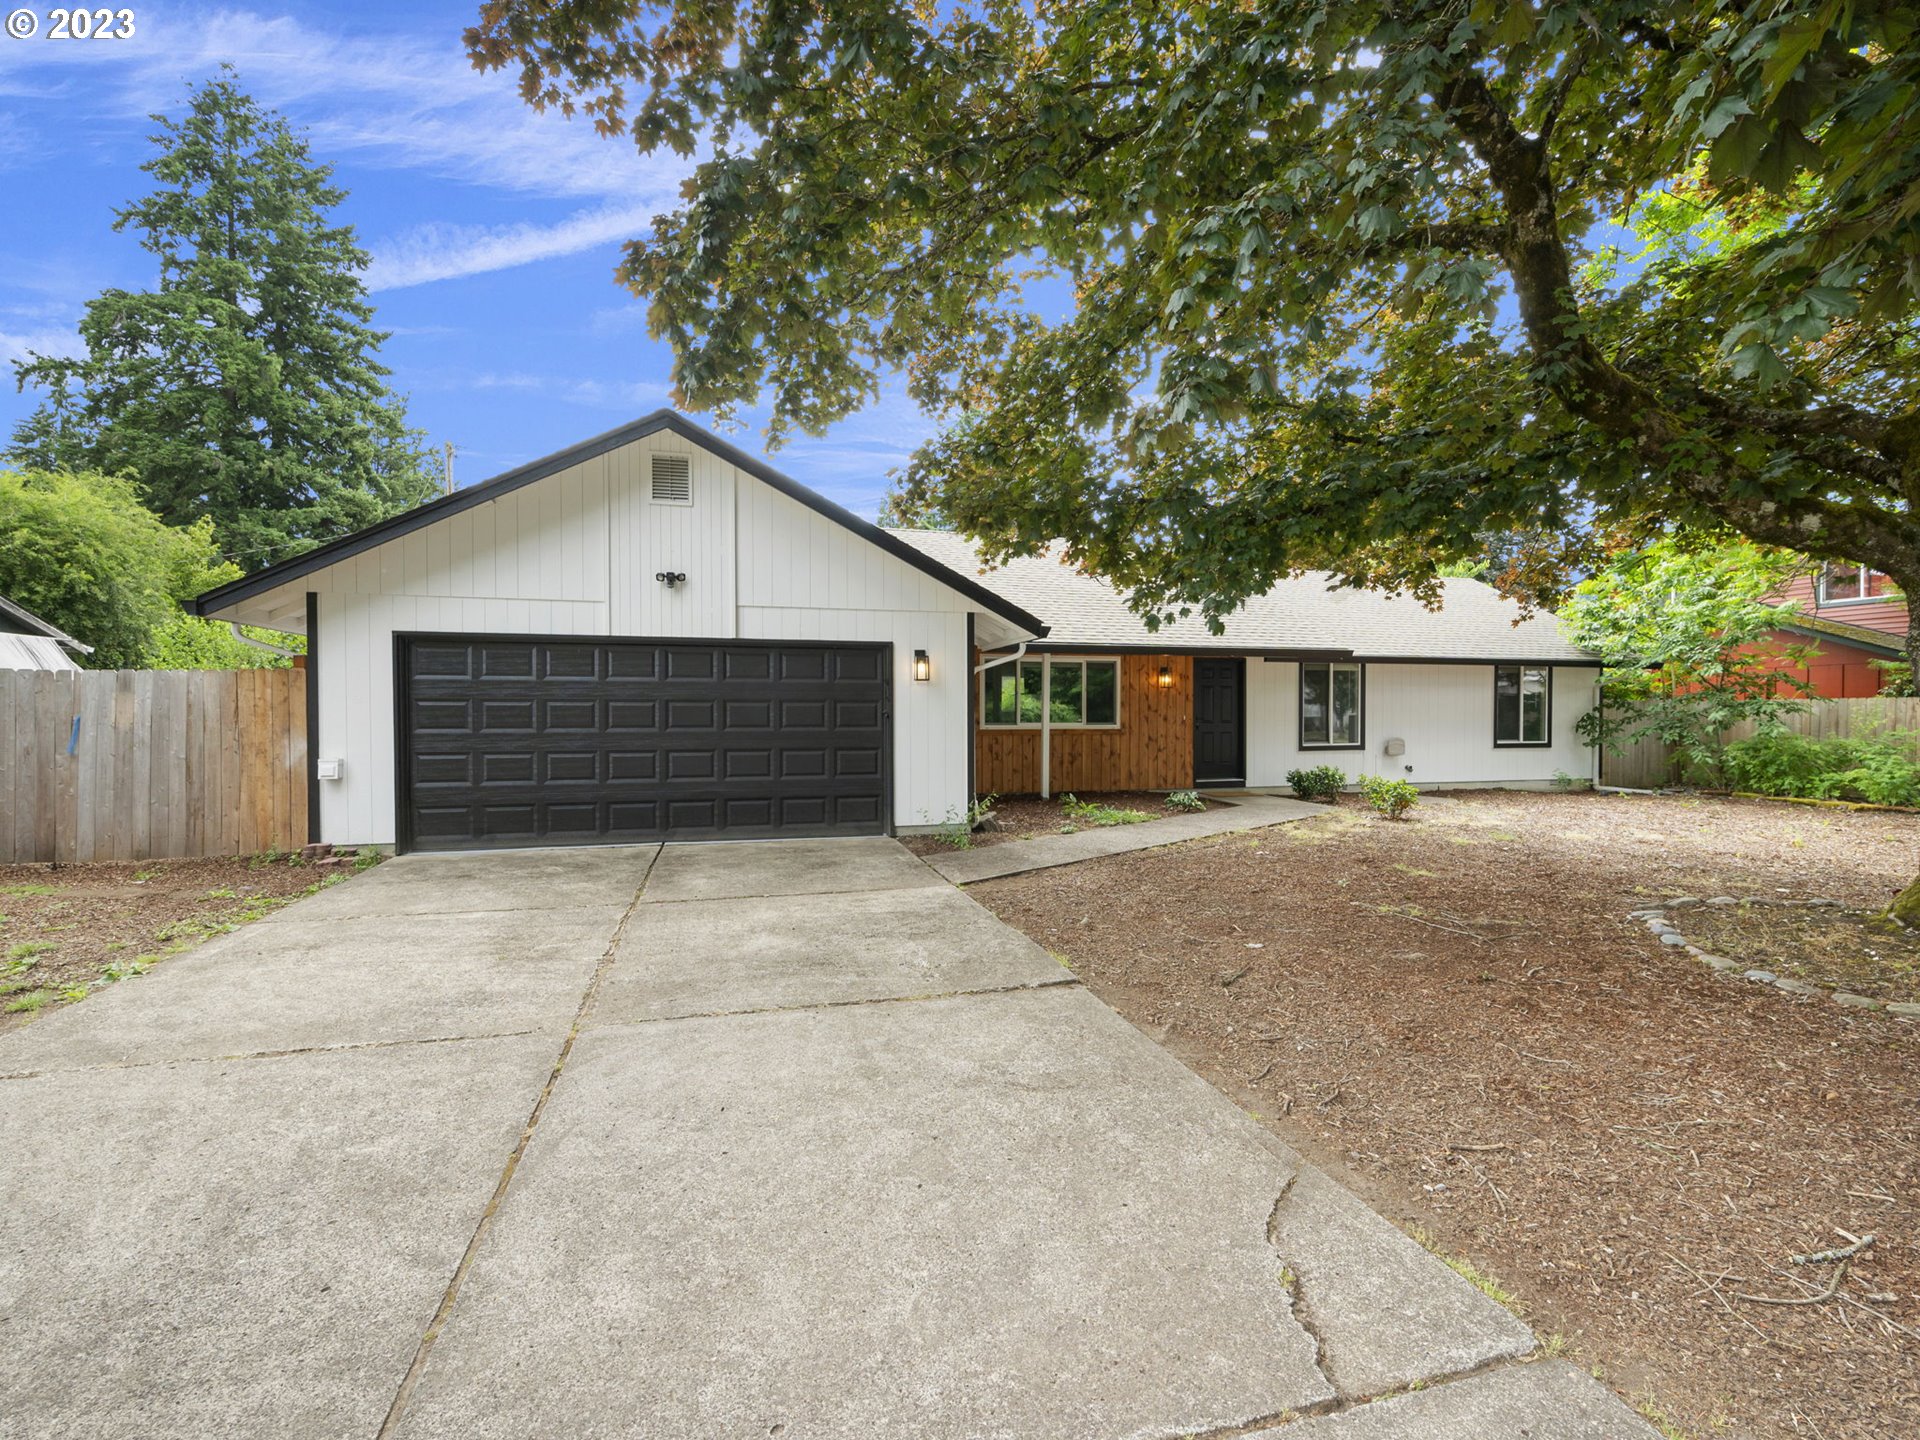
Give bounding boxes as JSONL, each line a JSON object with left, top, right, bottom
{"left": 1016, "top": 642, "right": 1355, "bottom": 658}
{"left": 1773, "top": 618, "right": 1904, "bottom": 657}
{"left": 191, "top": 410, "right": 1051, "bottom": 639}
{"left": 1338, "top": 654, "right": 1599, "bottom": 667}
{"left": 0, "top": 594, "right": 91, "bottom": 652}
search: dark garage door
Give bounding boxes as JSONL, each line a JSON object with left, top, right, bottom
{"left": 398, "top": 636, "right": 891, "bottom": 850}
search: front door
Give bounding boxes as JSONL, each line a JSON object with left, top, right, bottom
{"left": 1193, "top": 658, "right": 1245, "bottom": 785}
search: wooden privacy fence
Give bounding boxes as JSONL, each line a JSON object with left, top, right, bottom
{"left": 0, "top": 668, "right": 307, "bottom": 864}
{"left": 1601, "top": 696, "right": 1920, "bottom": 789}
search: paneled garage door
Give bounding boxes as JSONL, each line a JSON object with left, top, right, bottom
{"left": 398, "top": 636, "right": 891, "bottom": 850}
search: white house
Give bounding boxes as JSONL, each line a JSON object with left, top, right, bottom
{"left": 193, "top": 412, "right": 1600, "bottom": 852}
{"left": 0, "top": 595, "right": 90, "bottom": 672}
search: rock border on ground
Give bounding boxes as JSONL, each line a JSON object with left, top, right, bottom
{"left": 1627, "top": 897, "right": 1920, "bottom": 1020}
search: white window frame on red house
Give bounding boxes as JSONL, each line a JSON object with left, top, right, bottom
{"left": 1815, "top": 563, "right": 1898, "bottom": 607}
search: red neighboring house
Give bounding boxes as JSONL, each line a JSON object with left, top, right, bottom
{"left": 1755, "top": 563, "right": 1906, "bottom": 698}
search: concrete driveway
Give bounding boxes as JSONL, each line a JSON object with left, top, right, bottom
{"left": 0, "top": 840, "right": 1651, "bottom": 1439}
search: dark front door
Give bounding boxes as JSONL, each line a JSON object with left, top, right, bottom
{"left": 398, "top": 636, "right": 891, "bottom": 851}
{"left": 1193, "top": 658, "right": 1245, "bottom": 785}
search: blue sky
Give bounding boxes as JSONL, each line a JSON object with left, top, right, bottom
{"left": 0, "top": 1, "right": 936, "bottom": 517}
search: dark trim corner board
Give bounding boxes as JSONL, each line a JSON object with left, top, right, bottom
{"left": 305, "top": 591, "right": 320, "bottom": 845}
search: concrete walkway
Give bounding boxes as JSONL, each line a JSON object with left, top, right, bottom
{"left": 0, "top": 839, "right": 1652, "bottom": 1439}
{"left": 925, "top": 792, "right": 1326, "bottom": 884}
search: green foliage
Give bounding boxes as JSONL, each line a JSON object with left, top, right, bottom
{"left": 7, "top": 69, "right": 437, "bottom": 569}
{"left": 470, "top": 1, "right": 1920, "bottom": 645}
{"left": 1286, "top": 765, "right": 1348, "bottom": 803}
{"left": 0, "top": 468, "right": 242, "bottom": 666}
{"left": 1723, "top": 729, "right": 1920, "bottom": 807}
{"left": 6, "top": 941, "right": 54, "bottom": 961}
{"left": 4, "top": 989, "right": 53, "bottom": 1014}
{"left": 145, "top": 613, "right": 302, "bottom": 670}
{"left": 1164, "top": 789, "right": 1206, "bottom": 812}
{"left": 1550, "top": 770, "right": 1590, "bottom": 793}
{"left": 1359, "top": 774, "right": 1420, "bottom": 820}
{"left": 1565, "top": 538, "right": 1817, "bottom": 783}
{"left": 1059, "top": 794, "right": 1152, "bottom": 826}
{"left": 934, "top": 792, "right": 999, "bottom": 849}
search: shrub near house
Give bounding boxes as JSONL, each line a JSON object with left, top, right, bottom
{"left": 1722, "top": 730, "right": 1920, "bottom": 808}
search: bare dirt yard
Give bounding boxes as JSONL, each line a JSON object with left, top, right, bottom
{"left": 0, "top": 851, "right": 373, "bottom": 1032}
{"left": 899, "top": 789, "right": 1222, "bottom": 855}
{"left": 969, "top": 790, "right": 1919, "bottom": 1440}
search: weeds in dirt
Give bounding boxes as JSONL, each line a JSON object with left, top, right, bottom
{"left": 1060, "top": 794, "right": 1152, "bottom": 826}
{"left": 4, "top": 989, "right": 53, "bottom": 1014}
{"left": 1165, "top": 789, "right": 1206, "bottom": 812}
{"left": 6, "top": 941, "right": 53, "bottom": 962}
{"left": 1409, "top": 1226, "right": 1518, "bottom": 1308}
{"left": 0, "top": 884, "right": 56, "bottom": 897}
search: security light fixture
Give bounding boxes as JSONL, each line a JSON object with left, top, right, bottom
{"left": 913, "top": 649, "right": 931, "bottom": 682}
{"left": 655, "top": 571, "right": 687, "bottom": 589}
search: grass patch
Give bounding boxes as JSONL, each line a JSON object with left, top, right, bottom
{"left": 0, "top": 883, "right": 57, "bottom": 897}
{"left": 1409, "top": 1226, "right": 1520, "bottom": 1309}
{"left": 4, "top": 988, "right": 54, "bottom": 1014}
{"left": 6, "top": 941, "right": 54, "bottom": 962}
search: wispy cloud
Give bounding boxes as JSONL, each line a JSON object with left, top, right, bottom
{"left": 468, "top": 370, "right": 673, "bottom": 411}
{"left": 366, "top": 202, "right": 657, "bottom": 291}
{"left": 0, "top": 8, "right": 691, "bottom": 286}
{"left": 0, "top": 326, "right": 82, "bottom": 367}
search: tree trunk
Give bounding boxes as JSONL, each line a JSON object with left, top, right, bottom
{"left": 1887, "top": 872, "right": 1920, "bottom": 927}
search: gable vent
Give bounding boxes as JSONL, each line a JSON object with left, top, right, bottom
{"left": 650, "top": 454, "right": 693, "bottom": 505}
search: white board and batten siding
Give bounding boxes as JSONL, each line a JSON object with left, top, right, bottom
{"left": 297, "top": 431, "right": 988, "bottom": 845}
{"left": 1245, "top": 661, "right": 1601, "bottom": 789}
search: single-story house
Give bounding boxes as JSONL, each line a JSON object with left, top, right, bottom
{"left": 193, "top": 412, "right": 1599, "bottom": 852}
{"left": 0, "top": 595, "right": 90, "bottom": 672}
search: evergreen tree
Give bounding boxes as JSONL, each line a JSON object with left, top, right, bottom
{"left": 9, "top": 69, "right": 438, "bottom": 568}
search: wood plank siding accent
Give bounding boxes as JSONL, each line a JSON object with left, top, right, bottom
{"left": 1772, "top": 573, "right": 1908, "bottom": 636}
{"left": 972, "top": 653, "right": 1194, "bottom": 795}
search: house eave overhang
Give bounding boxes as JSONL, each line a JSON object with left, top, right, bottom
{"left": 190, "top": 411, "right": 1050, "bottom": 640}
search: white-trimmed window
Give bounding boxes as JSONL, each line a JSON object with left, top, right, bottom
{"left": 1494, "top": 665, "right": 1551, "bottom": 746}
{"left": 980, "top": 657, "right": 1120, "bottom": 728}
{"left": 1816, "top": 563, "right": 1896, "bottom": 606}
{"left": 1300, "top": 662, "right": 1364, "bottom": 749}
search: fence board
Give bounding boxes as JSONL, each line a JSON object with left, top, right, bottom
{"left": 1602, "top": 696, "right": 1920, "bottom": 789}
{"left": 0, "top": 667, "right": 308, "bottom": 863}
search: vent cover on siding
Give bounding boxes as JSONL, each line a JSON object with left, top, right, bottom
{"left": 650, "top": 454, "right": 693, "bottom": 505}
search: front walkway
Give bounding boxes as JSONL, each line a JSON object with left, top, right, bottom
{"left": 924, "top": 792, "right": 1325, "bottom": 884}
{"left": 0, "top": 840, "right": 1650, "bottom": 1438}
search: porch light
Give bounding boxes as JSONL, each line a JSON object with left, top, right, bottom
{"left": 1157, "top": 664, "right": 1174, "bottom": 689}
{"left": 913, "top": 649, "right": 931, "bottom": 682}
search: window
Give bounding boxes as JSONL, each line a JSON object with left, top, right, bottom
{"left": 1300, "top": 662, "right": 1364, "bottom": 748}
{"left": 1494, "top": 665, "right": 1551, "bottom": 746}
{"left": 1817, "top": 563, "right": 1895, "bottom": 606}
{"left": 979, "top": 657, "right": 1120, "bottom": 727}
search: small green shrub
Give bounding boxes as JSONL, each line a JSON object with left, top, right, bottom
{"left": 1286, "top": 764, "right": 1347, "bottom": 802}
{"left": 1723, "top": 728, "right": 1920, "bottom": 806}
{"left": 1164, "top": 789, "right": 1206, "bottom": 812}
{"left": 1060, "top": 794, "right": 1152, "bottom": 826}
{"left": 1360, "top": 774, "right": 1420, "bottom": 819}
{"left": 934, "top": 793, "right": 999, "bottom": 849}
{"left": 1550, "top": 770, "right": 1590, "bottom": 792}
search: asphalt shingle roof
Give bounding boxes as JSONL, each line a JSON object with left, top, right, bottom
{"left": 887, "top": 530, "right": 1595, "bottom": 663}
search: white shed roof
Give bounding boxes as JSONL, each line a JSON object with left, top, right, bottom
{"left": 885, "top": 530, "right": 1594, "bottom": 663}
{"left": 0, "top": 633, "right": 81, "bottom": 672}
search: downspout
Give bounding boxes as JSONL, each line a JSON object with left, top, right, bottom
{"left": 230, "top": 622, "right": 300, "bottom": 658}
{"left": 973, "top": 641, "right": 1028, "bottom": 673}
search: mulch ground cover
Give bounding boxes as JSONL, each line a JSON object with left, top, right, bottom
{"left": 0, "top": 851, "right": 372, "bottom": 1032}
{"left": 969, "top": 790, "right": 1920, "bottom": 1440}
{"left": 900, "top": 789, "right": 1222, "bottom": 856}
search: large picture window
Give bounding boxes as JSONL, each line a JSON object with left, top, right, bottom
{"left": 980, "top": 657, "right": 1120, "bottom": 728}
{"left": 1300, "top": 662, "right": 1364, "bottom": 748}
{"left": 1494, "top": 665, "right": 1551, "bottom": 746}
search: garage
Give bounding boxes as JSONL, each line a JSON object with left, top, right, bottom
{"left": 398, "top": 636, "right": 891, "bottom": 850}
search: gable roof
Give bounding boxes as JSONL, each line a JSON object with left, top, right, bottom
{"left": 190, "top": 412, "right": 1048, "bottom": 637}
{"left": 886, "top": 531, "right": 1595, "bottom": 663}
{"left": 0, "top": 594, "right": 91, "bottom": 653}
